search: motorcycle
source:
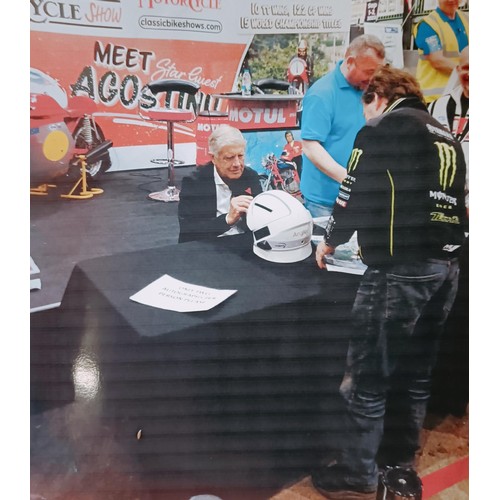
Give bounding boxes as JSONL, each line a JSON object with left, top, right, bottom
{"left": 259, "top": 153, "right": 302, "bottom": 199}
{"left": 30, "top": 68, "right": 112, "bottom": 187}
{"left": 286, "top": 56, "right": 309, "bottom": 95}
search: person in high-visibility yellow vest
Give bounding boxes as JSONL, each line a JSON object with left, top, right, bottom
{"left": 414, "top": 0, "right": 469, "bottom": 103}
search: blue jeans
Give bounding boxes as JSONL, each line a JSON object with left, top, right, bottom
{"left": 332, "top": 258, "right": 460, "bottom": 490}
{"left": 303, "top": 199, "right": 333, "bottom": 220}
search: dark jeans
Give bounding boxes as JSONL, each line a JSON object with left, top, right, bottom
{"left": 334, "top": 258, "right": 460, "bottom": 490}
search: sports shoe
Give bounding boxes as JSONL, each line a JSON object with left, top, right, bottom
{"left": 312, "top": 486, "right": 377, "bottom": 500}
{"left": 311, "top": 465, "right": 378, "bottom": 500}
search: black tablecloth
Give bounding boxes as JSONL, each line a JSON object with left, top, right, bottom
{"left": 31, "top": 234, "right": 362, "bottom": 489}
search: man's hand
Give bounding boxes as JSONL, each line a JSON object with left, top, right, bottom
{"left": 226, "top": 195, "right": 254, "bottom": 226}
{"left": 315, "top": 241, "right": 335, "bottom": 269}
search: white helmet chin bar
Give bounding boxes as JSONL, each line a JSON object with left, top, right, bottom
{"left": 246, "top": 190, "right": 313, "bottom": 263}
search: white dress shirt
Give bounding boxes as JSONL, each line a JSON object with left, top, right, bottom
{"left": 214, "top": 168, "right": 244, "bottom": 236}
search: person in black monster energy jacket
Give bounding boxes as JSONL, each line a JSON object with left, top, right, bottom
{"left": 312, "top": 65, "right": 467, "bottom": 500}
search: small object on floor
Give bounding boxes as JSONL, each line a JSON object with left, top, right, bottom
{"left": 148, "top": 186, "right": 180, "bottom": 202}
{"left": 189, "top": 496, "right": 224, "bottom": 500}
{"left": 31, "top": 256, "right": 42, "bottom": 291}
{"left": 31, "top": 278, "right": 42, "bottom": 291}
{"left": 377, "top": 466, "right": 422, "bottom": 500}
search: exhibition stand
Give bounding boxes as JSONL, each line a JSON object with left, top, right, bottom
{"left": 30, "top": 2, "right": 469, "bottom": 498}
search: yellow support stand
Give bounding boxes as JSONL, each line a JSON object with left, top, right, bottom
{"left": 60, "top": 154, "right": 104, "bottom": 200}
{"left": 30, "top": 183, "right": 57, "bottom": 196}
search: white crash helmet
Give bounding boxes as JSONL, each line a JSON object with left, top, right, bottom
{"left": 246, "top": 190, "right": 313, "bottom": 263}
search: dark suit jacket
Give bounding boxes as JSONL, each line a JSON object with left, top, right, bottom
{"left": 178, "top": 163, "right": 262, "bottom": 243}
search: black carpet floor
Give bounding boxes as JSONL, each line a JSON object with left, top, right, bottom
{"left": 30, "top": 167, "right": 195, "bottom": 312}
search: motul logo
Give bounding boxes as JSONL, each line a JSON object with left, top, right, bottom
{"left": 229, "top": 107, "right": 286, "bottom": 125}
{"left": 197, "top": 123, "right": 222, "bottom": 132}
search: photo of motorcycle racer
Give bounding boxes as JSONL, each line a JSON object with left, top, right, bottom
{"left": 287, "top": 38, "right": 314, "bottom": 94}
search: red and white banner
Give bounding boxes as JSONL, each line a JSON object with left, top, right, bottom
{"left": 30, "top": 0, "right": 351, "bottom": 171}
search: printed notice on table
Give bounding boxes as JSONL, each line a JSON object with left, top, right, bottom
{"left": 130, "top": 274, "right": 237, "bottom": 312}
{"left": 325, "top": 258, "right": 367, "bottom": 275}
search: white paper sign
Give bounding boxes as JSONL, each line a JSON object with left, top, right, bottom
{"left": 130, "top": 274, "right": 237, "bottom": 312}
{"left": 363, "top": 22, "right": 404, "bottom": 69}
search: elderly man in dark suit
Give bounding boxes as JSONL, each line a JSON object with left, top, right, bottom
{"left": 178, "top": 124, "right": 262, "bottom": 243}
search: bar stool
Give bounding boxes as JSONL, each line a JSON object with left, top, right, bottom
{"left": 253, "top": 78, "right": 294, "bottom": 94}
{"left": 139, "top": 79, "right": 200, "bottom": 202}
{"left": 253, "top": 78, "right": 302, "bottom": 112}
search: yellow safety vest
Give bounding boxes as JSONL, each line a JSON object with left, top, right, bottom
{"left": 414, "top": 10, "right": 469, "bottom": 103}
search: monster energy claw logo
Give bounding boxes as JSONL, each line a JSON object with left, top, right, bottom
{"left": 435, "top": 142, "right": 457, "bottom": 189}
{"left": 347, "top": 148, "right": 363, "bottom": 173}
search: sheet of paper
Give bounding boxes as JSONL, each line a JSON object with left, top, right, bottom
{"left": 130, "top": 274, "right": 237, "bottom": 312}
{"left": 325, "top": 259, "right": 367, "bottom": 275}
{"left": 363, "top": 22, "right": 404, "bottom": 69}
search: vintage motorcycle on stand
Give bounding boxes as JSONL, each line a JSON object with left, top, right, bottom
{"left": 258, "top": 153, "right": 302, "bottom": 200}
{"left": 30, "top": 68, "right": 112, "bottom": 191}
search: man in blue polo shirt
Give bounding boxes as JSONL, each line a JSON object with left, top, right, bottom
{"left": 300, "top": 34, "right": 385, "bottom": 220}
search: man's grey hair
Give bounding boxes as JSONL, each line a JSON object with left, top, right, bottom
{"left": 208, "top": 124, "right": 246, "bottom": 157}
{"left": 346, "top": 34, "right": 386, "bottom": 59}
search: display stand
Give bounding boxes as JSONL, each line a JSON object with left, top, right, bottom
{"left": 212, "top": 93, "right": 302, "bottom": 131}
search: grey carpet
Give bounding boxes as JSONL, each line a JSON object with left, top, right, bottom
{"left": 30, "top": 167, "right": 196, "bottom": 311}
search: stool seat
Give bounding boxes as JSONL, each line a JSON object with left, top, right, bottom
{"left": 253, "top": 78, "right": 292, "bottom": 93}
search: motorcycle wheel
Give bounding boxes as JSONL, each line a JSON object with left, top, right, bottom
{"left": 71, "top": 120, "right": 111, "bottom": 179}
{"left": 281, "top": 167, "right": 300, "bottom": 194}
{"left": 291, "top": 79, "right": 304, "bottom": 95}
